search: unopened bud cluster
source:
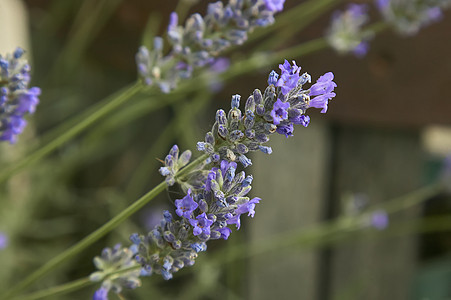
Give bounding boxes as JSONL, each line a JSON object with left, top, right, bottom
{"left": 136, "top": 0, "right": 286, "bottom": 92}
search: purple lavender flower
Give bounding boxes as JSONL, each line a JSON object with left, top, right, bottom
{"left": 264, "top": 0, "right": 286, "bottom": 12}
{"left": 0, "top": 232, "right": 8, "bottom": 249}
{"left": 370, "top": 210, "right": 389, "bottom": 230}
{"left": 353, "top": 41, "right": 369, "bottom": 58}
{"left": 270, "top": 99, "right": 290, "bottom": 125}
{"left": 308, "top": 72, "right": 337, "bottom": 113}
{"left": 276, "top": 123, "right": 294, "bottom": 138}
{"left": 375, "top": 0, "right": 390, "bottom": 10}
{"left": 93, "top": 287, "right": 109, "bottom": 300}
{"left": 209, "top": 57, "right": 230, "bottom": 73}
{"left": 327, "top": 4, "right": 373, "bottom": 57}
{"left": 0, "top": 48, "right": 40, "bottom": 144}
{"left": 175, "top": 189, "right": 198, "bottom": 218}
{"left": 227, "top": 197, "right": 261, "bottom": 229}
{"left": 190, "top": 212, "right": 214, "bottom": 236}
{"left": 168, "top": 12, "right": 178, "bottom": 33}
{"left": 218, "top": 227, "right": 232, "bottom": 240}
{"left": 276, "top": 60, "right": 301, "bottom": 95}
{"left": 291, "top": 114, "right": 310, "bottom": 127}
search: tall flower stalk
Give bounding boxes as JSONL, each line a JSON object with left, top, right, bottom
{"left": 90, "top": 59, "right": 336, "bottom": 299}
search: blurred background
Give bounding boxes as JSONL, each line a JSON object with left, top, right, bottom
{"left": 0, "top": 0, "right": 450, "bottom": 299}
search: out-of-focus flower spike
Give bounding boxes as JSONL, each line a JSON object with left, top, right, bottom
{"left": 0, "top": 47, "right": 40, "bottom": 144}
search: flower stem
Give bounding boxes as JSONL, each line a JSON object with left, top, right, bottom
{"left": 12, "top": 278, "right": 92, "bottom": 300}
{"left": 0, "top": 83, "right": 143, "bottom": 184}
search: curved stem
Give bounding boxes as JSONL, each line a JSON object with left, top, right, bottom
{"left": 13, "top": 278, "right": 93, "bottom": 300}
{"left": 0, "top": 83, "right": 143, "bottom": 184}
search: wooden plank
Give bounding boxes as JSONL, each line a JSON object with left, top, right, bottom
{"left": 247, "top": 121, "right": 330, "bottom": 300}
{"left": 329, "top": 127, "right": 422, "bottom": 300}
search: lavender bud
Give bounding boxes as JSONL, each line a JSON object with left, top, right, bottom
{"left": 256, "top": 104, "right": 265, "bottom": 115}
{"left": 242, "top": 175, "right": 253, "bottom": 187}
{"left": 236, "top": 143, "right": 249, "bottom": 154}
{"left": 244, "top": 110, "right": 255, "bottom": 129}
{"left": 268, "top": 70, "right": 279, "bottom": 85}
{"left": 216, "top": 109, "right": 227, "bottom": 125}
{"left": 199, "top": 199, "right": 209, "bottom": 212}
{"left": 163, "top": 231, "right": 176, "bottom": 243}
{"left": 231, "top": 94, "right": 241, "bottom": 109}
{"left": 245, "top": 95, "right": 255, "bottom": 112}
{"left": 218, "top": 125, "right": 229, "bottom": 139}
{"left": 259, "top": 145, "right": 273, "bottom": 154}
{"left": 255, "top": 133, "right": 269, "bottom": 143}
{"left": 205, "top": 132, "right": 215, "bottom": 144}
{"left": 239, "top": 154, "right": 252, "bottom": 168}
{"left": 229, "top": 130, "right": 244, "bottom": 142}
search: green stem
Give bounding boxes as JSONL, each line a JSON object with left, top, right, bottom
{"left": 13, "top": 278, "right": 92, "bottom": 300}
{"left": 0, "top": 83, "right": 143, "bottom": 184}
{"left": 176, "top": 153, "right": 209, "bottom": 179}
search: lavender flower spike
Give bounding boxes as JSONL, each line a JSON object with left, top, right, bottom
{"left": 90, "top": 244, "right": 144, "bottom": 299}
{"left": 112, "top": 60, "right": 337, "bottom": 289}
{"left": 0, "top": 47, "right": 40, "bottom": 144}
{"left": 136, "top": 0, "right": 286, "bottom": 92}
{"left": 327, "top": 4, "right": 373, "bottom": 57}
{"left": 196, "top": 59, "right": 337, "bottom": 158}
{"left": 376, "top": 0, "right": 450, "bottom": 36}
